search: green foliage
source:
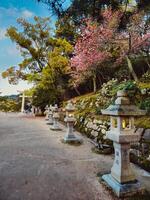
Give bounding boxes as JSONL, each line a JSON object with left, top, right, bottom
{"left": 66, "top": 79, "right": 150, "bottom": 132}
{"left": 0, "top": 97, "right": 21, "bottom": 112}
{"left": 100, "top": 78, "right": 118, "bottom": 98}
{"left": 38, "top": 1, "right": 150, "bottom": 19}
{"left": 31, "top": 38, "right": 73, "bottom": 107}
{"left": 55, "top": 16, "right": 78, "bottom": 43}
{"left": 138, "top": 77, "right": 150, "bottom": 113}
{"left": 2, "top": 16, "right": 54, "bottom": 84}
{"left": 141, "top": 70, "right": 150, "bottom": 83}
{"left": 117, "top": 80, "right": 138, "bottom": 91}
{"left": 32, "top": 85, "right": 59, "bottom": 111}
{"left": 2, "top": 15, "right": 73, "bottom": 109}
{"left": 140, "top": 100, "right": 150, "bottom": 113}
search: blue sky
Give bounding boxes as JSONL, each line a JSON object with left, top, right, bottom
{"left": 0, "top": 0, "right": 57, "bottom": 95}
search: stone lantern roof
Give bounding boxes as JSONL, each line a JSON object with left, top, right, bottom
{"left": 65, "top": 101, "right": 75, "bottom": 112}
{"left": 101, "top": 90, "right": 146, "bottom": 116}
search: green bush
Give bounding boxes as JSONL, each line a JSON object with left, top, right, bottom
{"left": 140, "top": 100, "right": 150, "bottom": 113}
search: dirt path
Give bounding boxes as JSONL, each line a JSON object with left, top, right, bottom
{"left": 0, "top": 113, "right": 149, "bottom": 200}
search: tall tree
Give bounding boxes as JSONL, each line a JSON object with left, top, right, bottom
{"left": 2, "top": 16, "right": 54, "bottom": 84}
{"left": 31, "top": 38, "right": 73, "bottom": 107}
{"left": 2, "top": 15, "right": 74, "bottom": 107}
{"left": 55, "top": 15, "right": 78, "bottom": 44}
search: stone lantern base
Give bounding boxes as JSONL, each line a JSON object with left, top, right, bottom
{"left": 45, "top": 115, "right": 49, "bottom": 121}
{"left": 50, "top": 125, "right": 62, "bottom": 131}
{"left": 47, "top": 116, "right": 53, "bottom": 125}
{"left": 102, "top": 174, "right": 144, "bottom": 198}
{"left": 63, "top": 134, "right": 82, "bottom": 144}
{"left": 63, "top": 117, "right": 82, "bottom": 144}
{"left": 47, "top": 121, "right": 53, "bottom": 125}
{"left": 50, "top": 112, "right": 61, "bottom": 131}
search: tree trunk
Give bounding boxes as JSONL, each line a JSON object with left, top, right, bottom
{"left": 93, "top": 74, "right": 97, "bottom": 93}
{"left": 126, "top": 56, "right": 138, "bottom": 81}
{"left": 74, "top": 87, "right": 81, "bottom": 96}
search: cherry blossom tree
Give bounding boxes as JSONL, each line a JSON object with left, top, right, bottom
{"left": 71, "top": 9, "right": 122, "bottom": 92}
{"left": 71, "top": 9, "right": 150, "bottom": 90}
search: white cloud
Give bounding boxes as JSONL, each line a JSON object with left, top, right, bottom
{"left": 0, "top": 7, "right": 18, "bottom": 17}
{"left": 0, "top": 6, "right": 34, "bottom": 20}
{"left": 0, "top": 76, "right": 33, "bottom": 96}
{"left": 0, "top": 28, "right": 6, "bottom": 40}
{"left": 21, "top": 10, "right": 34, "bottom": 19}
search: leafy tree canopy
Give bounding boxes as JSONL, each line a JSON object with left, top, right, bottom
{"left": 2, "top": 16, "right": 53, "bottom": 84}
{"left": 2, "top": 16, "right": 73, "bottom": 85}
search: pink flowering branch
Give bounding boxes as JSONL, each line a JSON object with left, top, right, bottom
{"left": 71, "top": 9, "right": 150, "bottom": 88}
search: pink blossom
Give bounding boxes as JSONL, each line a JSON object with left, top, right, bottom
{"left": 71, "top": 9, "right": 150, "bottom": 85}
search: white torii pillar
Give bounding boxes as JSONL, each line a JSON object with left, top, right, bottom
{"left": 18, "top": 91, "right": 29, "bottom": 113}
{"left": 20, "top": 93, "right": 25, "bottom": 113}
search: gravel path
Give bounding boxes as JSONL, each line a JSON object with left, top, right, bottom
{"left": 0, "top": 113, "right": 149, "bottom": 200}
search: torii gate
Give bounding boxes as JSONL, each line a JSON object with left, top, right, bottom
{"left": 18, "top": 91, "right": 31, "bottom": 113}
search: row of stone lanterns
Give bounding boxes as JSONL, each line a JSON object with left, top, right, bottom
{"left": 44, "top": 90, "right": 146, "bottom": 197}
{"left": 45, "top": 101, "right": 82, "bottom": 144}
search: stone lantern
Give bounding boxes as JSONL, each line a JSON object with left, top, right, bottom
{"left": 50, "top": 104, "right": 61, "bottom": 131}
{"left": 48, "top": 105, "right": 53, "bottom": 125}
{"left": 63, "top": 101, "right": 82, "bottom": 143}
{"left": 101, "top": 90, "right": 146, "bottom": 197}
{"left": 45, "top": 105, "right": 49, "bottom": 121}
